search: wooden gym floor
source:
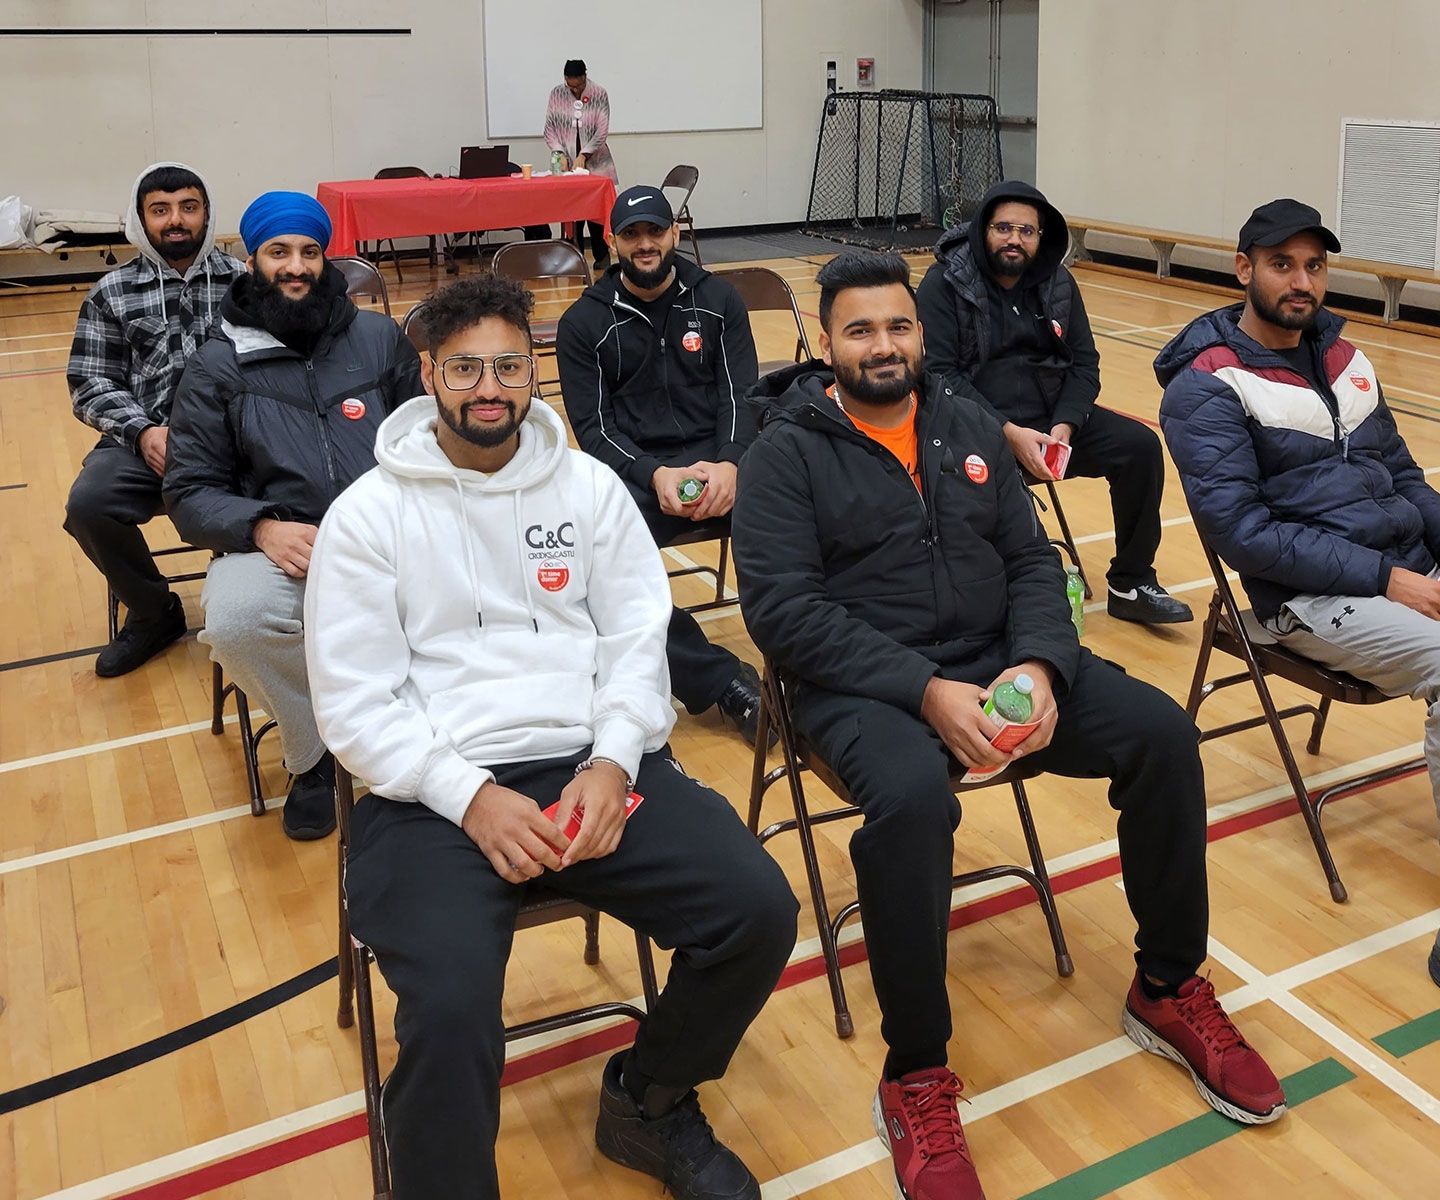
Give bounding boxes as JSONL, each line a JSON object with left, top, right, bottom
{"left": 2, "top": 251, "right": 1440, "bottom": 1199}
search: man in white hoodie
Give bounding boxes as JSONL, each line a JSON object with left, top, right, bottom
{"left": 65, "top": 162, "right": 244, "bottom": 676}
{"left": 304, "top": 275, "right": 797, "bottom": 1200}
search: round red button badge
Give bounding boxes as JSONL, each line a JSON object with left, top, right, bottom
{"left": 341, "top": 398, "right": 366, "bottom": 420}
{"left": 1350, "top": 374, "right": 1371, "bottom": 393}
{"left": 682, "top": 331, "right": 703, "bottom": 353}
{"left": 964, "top": 454, "right": 989, "bottom": 484}
{"left": 537, "top": 562, "right": 570, "bottom": 592}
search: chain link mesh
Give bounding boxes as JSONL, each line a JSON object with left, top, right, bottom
{"left": 803, "top": 90, "right": 1003, "bottom": 251}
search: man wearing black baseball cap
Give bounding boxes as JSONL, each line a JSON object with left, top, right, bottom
{"left": 557, "top": 185, "right": 767, "bottom": 744}
{"left": 1158, "top": 200, "right": 1440, "bottom": 982}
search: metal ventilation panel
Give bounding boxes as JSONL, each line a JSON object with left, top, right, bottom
{"left": 1337, "top": 119, "right": 1440, "bottom": 270}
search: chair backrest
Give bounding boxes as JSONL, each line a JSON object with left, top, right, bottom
{"left": 492, "top": 238, "right": 592, "bottom": 286}
{"left": 660, "top": 164, "right": 700, "bottom": 217}
{"left": 331, "top": 255, "right": 392, "bottom": 317}
{"left": 401, "top": 301, "right": 431, "bottom": 354}
{"left": 715, "top": 266, "right": 813, "bottom": 359}
{"left": 374, "top": 165, "right": 428, "bottom": 180}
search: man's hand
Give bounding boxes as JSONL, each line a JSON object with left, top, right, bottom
{"left": 688, "top": 460, "right": 737, "bottom": 520}
{"left": 1003, "top": 422, "right": 1056, "bottom": 481}
{"left": 461, "top": 781, "right": 568, "bottom": 880}
{"left": 1049, "top": 423, "right": 1075, "bottom": 446}
{"left": 653, "top": 464, "right": 707, "bottom": 517}
{"left": 1386, "top": 567, "right": 1440, "bottom": 620}
{"left": 920, "top": 677, "right": 1008, "bottom": 770}
{"left": 551, "top": 760, "right": 629, "bottom": 867}
{"left": 253, "top": 518, "right": 318, "bottom": 578}
{"left": 984, "top": 661, "right": 1058, "bottom": 758}
{"left": 138, "top": 426, "right": 168, "bottom": 477}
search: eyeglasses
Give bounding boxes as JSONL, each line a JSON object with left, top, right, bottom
{"left": 438, "top": 353, "right": 535, "bottom": 391}
{"left": 988, "top": 221, "right": 1042, "bottom": 241}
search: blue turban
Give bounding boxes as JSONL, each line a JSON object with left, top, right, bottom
{"left": 240, "top": 191, "right": 333, "bottom": 254}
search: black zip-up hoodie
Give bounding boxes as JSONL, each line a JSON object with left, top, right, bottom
{"left": 914, "top": 180, "right": 1101, "bottom": 433}
{"left": 556, "top": 258, "right": 760, "bottom": 490}
{"left": 732, "top": 362, "right": 1080, "bottom": 717}
{"left": 164, "top": 263, "right": 425, "bottom": 552}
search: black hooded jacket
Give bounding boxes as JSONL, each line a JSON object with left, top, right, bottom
{"left": 164, "top": 263, "right": 424, "bottom": 552}
{"left": 555, "top": 257, "right": 759, "bottom": 491}
{"left": 914, "top": 180, "right": 1100, "bottom": 433}
{"left": 732, "top": 362, "right": 1080, "bottom": 717}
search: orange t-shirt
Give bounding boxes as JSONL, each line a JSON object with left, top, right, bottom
{"left": 832, "top": 387, "right": 921, "bottom": 492}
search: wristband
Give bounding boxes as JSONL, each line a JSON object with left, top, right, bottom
{"left": 574, "top": 755, "right": 634, "bottom": 790}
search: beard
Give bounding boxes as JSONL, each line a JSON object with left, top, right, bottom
{"left": 833, "top": 353, "right": 920, "bottom": 405}
{"left": 619, "top": 245, "right": 676, "bottom": 290}
{"left": 438, "top": 396, "right": 530, "bottom": 449}
{"left": 986, "top": 243, "right": 1032, "bottom": 279}
{"left": 152, "top": 225, "right": 203, "bottom": 263}
{"left": 251, "top": 265, "right": 337, "bottom": 352}
{"left": 1248, "top": 283, "right": 1320, "bottom": 332}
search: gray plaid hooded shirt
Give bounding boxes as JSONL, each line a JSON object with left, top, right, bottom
{"left": 66, "top": 161, "right": 244, "bottom": 452}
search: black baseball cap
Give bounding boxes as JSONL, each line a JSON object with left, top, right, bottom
{"left": 1237, "top": 198, "right": 1341, "bottom": 254}
{"left": 611, "top": 186, "right": 675, "bottom": 234}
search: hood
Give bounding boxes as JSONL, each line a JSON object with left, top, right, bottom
{"left": 1152, "top": 302, "right": 1347, "bottom": 387}
{"left": 124, "top": 160, "right": 220, "bottom": 279}
{"left": 746, "top": 359, "right": 835, "bottom": 430}
{"left": 375, "top": 392, "right": 569, "bottom": 489}
{"left": 935, "top": 179, "right": 1069, "bottom": 288}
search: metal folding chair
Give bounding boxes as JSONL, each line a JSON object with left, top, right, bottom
{"left": 1025, "top": 477, "right": 1092, "bottom": 599}
{"left": 713, "top": 266, "right": 812, "bottom": 376}
{"left": 333, "top": 255, "right": 393, "bottom": 318}
{"left": 746, "top": 655, "right": 1072, "bottom": 1038}
{"left": 332, "top": 769, "right": 660, "bottom": 1199}
{"left": 1185, "top": 535, "right": 1427, "bottom": 903}
{"left": 491, "top": 240, "right": 592, "bottom": 399}
{"left": 660, "top": 165, "right": 702, "bottom": 264}
{"left": 368, "top": 167, "right": 437, "bottom": 284}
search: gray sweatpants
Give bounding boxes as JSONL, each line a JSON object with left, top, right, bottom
{"left": 1264, "top": 566, "right": 1440, "bottom": 820}
{"left": 199, "top": 552, "right": 325, "bottom": 775}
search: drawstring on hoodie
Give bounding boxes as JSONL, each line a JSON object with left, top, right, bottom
{"left": 452, "top": 477, "right": 487, "bottom": 627}
{"left": 450, "top": 478, "right": 542, "bottom": 633}
{"left": 513, "top": 493, "right": 540, "bottom": 633}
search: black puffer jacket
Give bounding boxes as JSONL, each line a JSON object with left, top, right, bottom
{"left": 556, "top": 257, "right": 759, "bottom": 490}
{"left": 164, "top": 265, "right": 424, "bottom": 552}
{"left": 914, "top": 180, "right": 1100, "bottom": 432}
{"left": 732, "top": 363, "right": 1079, "bottom": 716}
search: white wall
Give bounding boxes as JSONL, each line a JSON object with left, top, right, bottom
{"left": 0, "top": 0, "right": 924, "bottom": 242}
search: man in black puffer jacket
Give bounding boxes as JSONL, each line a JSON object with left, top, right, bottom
{"left": 915, "top": 180, "right": 1191, "bottom": 625}
{"left": 734, "top": 252, "right": 1283, "bottom": 1200}
{"left": 165, "top": 191, "right": 423, "bottom": 839}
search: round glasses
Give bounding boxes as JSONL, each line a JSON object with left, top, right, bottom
{"left": 438, "top": 353, "right": 535, "bottom": 391}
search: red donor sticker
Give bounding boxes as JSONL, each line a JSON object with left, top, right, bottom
{"left": 1350, "top": 374, "right": 1371, "bottom": 392}
{"left": 682, "top": 330, "right": 703, "bottom": 353}
{"left": 1051, "top": 320, "right": 1063, "bottom": 338}
{"left": 341, "top": 398, "right": 366, "bottom": 420}
{"left": 964, "top": 453, "right": 989, "bottom": 484}
{"left": 537, "top": 562, "right": 570, "bottom": 592}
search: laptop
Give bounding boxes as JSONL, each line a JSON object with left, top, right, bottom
{"left": 458, "top": 145, "right": 511, "bottom": 179}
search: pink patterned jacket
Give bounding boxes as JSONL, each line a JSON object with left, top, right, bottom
{"left": 543, "top": 80, "right": 618, "bottom": 185}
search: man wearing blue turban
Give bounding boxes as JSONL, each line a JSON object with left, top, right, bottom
{"left": 165, "top": 190, "right": 425, "bottom": 839}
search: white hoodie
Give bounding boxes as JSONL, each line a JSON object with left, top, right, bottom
{"left": 304, "top": 395, "right": 676, "bottom": 826}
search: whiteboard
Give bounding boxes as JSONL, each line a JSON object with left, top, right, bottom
{"left": 482, "top": 0, "right": 763, "bottom": 140}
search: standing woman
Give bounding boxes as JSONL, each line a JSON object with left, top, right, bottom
{"left": 544, "top": 58, "right": 616, "bottom": 271}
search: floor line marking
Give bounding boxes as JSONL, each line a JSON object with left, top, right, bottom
{"left": 0, "top": 709, "right": 269, "bottom": 777}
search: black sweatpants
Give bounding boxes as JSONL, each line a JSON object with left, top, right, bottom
{"left": 790, "top": 649, "right": 1207, "bottom": 1072}
{"left": 63, "top": 437, "right": 169, "bottom": 625}
{"left": 573, "top": 221, "right": 609, "bottom": 262}
{"left": 626, "top": 481, "right": 745, "bottom": 714}
{"left": 1063, "top": 406, "right": 1166, "bottom": 590}
{"left": 345, "top": 748, "right": 798, "bottom": 1200}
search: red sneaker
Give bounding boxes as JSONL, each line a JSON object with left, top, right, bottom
{"left": 872, "top": 1068, "right": 987, "bottom": 1199}
{"left": 1123, "top": 973, "right": 1286, "bottom": 1124}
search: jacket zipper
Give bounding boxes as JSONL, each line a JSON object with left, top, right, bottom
{"left": 305, "top": 360, "right": 342, "bottom": 498}
{"left": 611, "top": 284, "right": 688, "bottom": 442}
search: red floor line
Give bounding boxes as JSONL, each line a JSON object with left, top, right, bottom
{"left": 108, "top": 764, "right": 1426, "bottom": 1199}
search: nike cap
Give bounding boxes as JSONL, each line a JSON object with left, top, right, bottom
{"left": 610, "top": 186, "right": 675, "bottom": 234}
{"left": 1238, "top": 198, "right": 1341, "bottom": 254}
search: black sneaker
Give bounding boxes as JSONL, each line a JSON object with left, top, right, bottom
{"left": 1107, "top": 581, "right": 1194, "bottom": 625}
{"left": 95, "top": 592, "right": 187, "bottom": 677}
{"left": 283, "top": 752, "right": 338, "bottom": 841}
{"left": 595, "top": 1052, "right": 760, "bottom": 1200}
{"left": 1430, "top": 931, "right": 1440, "bottom": 988}
{"left": 715, "top": 662, "right": 771, "bottom": 747}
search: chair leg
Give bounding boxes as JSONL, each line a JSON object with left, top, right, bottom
{"left": 1184, "top": 589, "right": 1223, "bottom": 720}
{"left": 211, "top": 661, "right": 228, "bottom": 735}
{"left": 714, "top": 537, "right": 731, "bottom": 605}
{"left": 1010, "top": 781, "right": 1074, "bottom": 977}
{"left": 1306, "top": 695, "right": 1333, "bottom": 755}
{"left": 354, "top": 947, "right": 393, "bottom": 1199}
{"left": 337, "top": 856, "right": 355, "bottom": 1029}
{"left": 583, "top": 910, "right": 601, "bottom": 965}
{"left": 746, "top": 700, "right": 773, "bottom": 834}
{"left": 635, "top": 931, "right": 660, "bottom": 1009}
{"left": 1045, "top": 481, "right": 1091, "bottom": 599}
{"left": 233, "top": 687, "right": 267, "bottom": 817}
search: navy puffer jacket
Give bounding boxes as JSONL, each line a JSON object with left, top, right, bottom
{"left": 1156, "top": 303, "right": 1440, "bottom": 621}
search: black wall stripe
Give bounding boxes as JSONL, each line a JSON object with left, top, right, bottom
{"left": 0, "top": 28, "right": 411, "bottom": 37}
{"left": 0, "top": 958, "right": 339, "bottom": 1115}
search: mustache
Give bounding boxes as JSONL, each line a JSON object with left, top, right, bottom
{"left": 1281, "top": 292, "right": 1316, "bottom": 304}
{"left": 860, "top": 354, "right": 906, "bottom": 369}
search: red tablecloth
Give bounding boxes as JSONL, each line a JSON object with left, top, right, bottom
{"left": 315, "top": 175, "right": 617, "bottom": 255}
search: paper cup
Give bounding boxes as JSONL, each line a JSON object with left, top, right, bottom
{"left": 520, "top": 163, "right": 533, "bottom": 179}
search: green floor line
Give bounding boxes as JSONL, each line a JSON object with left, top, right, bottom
{"left": 1374, "top": 1007, "right": 1440, "bottom": 1058}
{"left": 1017, "top": 1058, "right": 1355, "bottom": 1200}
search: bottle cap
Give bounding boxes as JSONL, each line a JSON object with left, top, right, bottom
{"left": 1014, "top": 673, "right": 1034, "bottom": 694}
